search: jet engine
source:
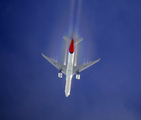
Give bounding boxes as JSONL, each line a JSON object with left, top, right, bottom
{"left": 58, "top": 71, "right": 63, "bottom": 78}
{"left": 76, "top": 73, "right": 80, "bottom": 79}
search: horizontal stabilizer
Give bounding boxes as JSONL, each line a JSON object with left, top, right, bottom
{"left": 63, "top": 36, "right": 71, "bottom": 44}
{"left": 63, "top": 36, "right": 83, "bottom": 45}
{"left": 74, "top": 38, "right": 83, "bottom": 45}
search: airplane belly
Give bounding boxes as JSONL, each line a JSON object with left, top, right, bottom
{"left": 65, "top": 52, "right": 74, "bottom": 97}
{"left": 42, "top": 37, "right": 100, "bottom": 97}
{"left": 65, "top": 75, "right": 72, "bottom": 97}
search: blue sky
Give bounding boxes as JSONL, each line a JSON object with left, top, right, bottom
{"left": 0, "top": 0, "right": 141, "bottom": 120}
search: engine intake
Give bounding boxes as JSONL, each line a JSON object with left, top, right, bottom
{"left": 58, "top": 72, "right": 62, "bottom": 78}
{"left": 76, "top": 73, "right": 80, "bottom": 79}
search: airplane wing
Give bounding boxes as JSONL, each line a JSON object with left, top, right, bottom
{"left": 73, "top": 58, "right": 100, "bottom": 75}
{"left": 42, "top": 53, "right": 67, "bottom": 75}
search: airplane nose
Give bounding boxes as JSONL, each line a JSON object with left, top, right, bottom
{"left": 65, "top": 91, "right": 70, "bottom": 97}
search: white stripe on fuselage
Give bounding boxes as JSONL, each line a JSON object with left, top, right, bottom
{"left": 65, "top": 52, "right": 74, "bottom": 97}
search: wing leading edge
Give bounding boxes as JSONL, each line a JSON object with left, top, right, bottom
{"left": 73, "top": 58, "right": 100, "bottom": 75}
{"left": 41, "top": 53, "right": 67, "bottom": 75}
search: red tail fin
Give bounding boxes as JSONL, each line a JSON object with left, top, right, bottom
{"left": 69, "top": 39, "right": 74, "bottom": 53}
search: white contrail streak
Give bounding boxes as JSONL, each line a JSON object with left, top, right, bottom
{"left": 64, "top": 43, "right": 69, "bottom": 65}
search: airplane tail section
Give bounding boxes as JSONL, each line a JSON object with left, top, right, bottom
{"left": 74, "top": 38, "right": 83, "bottom": 45}
{"left": 63, "top": 36, "right": 71, "bottom": 44}
{"left": 63, "top": 36, "right": 83, "bottom": 45}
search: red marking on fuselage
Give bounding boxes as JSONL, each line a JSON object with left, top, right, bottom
{"left": 69, "top": 39, "right": 74, "bottom": 54}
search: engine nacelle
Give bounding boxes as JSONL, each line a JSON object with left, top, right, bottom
{"left": 76, "top": 73, "right": 80, "bottom": 79}
{"left": 58, "top": 72, "right": 63, "bottom": 78}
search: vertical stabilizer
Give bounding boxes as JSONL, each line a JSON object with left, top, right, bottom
{"left": 69, "top": 39, "right": 74, "bottom": 53}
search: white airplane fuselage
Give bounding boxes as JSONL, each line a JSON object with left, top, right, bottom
{"left": 65, "top": 39, "right": 75, "bottom": 97}
{"left": 41, "top": 36, "right": 100, "bottom": 97}
{"left": 65, "top": 52, "right": 74, "bottom": 97}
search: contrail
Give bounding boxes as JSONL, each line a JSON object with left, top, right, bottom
{"left": 68, "top": 0, "right": 82, "bottom": 38}
{"left": 68, "top": 0, "right": 76, "bottom": 38}
{"left": 65, "top": 0, "right": 82, "bottom": 66}
{"left": 64, "top": 43, "right": 68, "bottom": 65}
{"left": 73, "top": 0, "right": 82, "bottom": 36}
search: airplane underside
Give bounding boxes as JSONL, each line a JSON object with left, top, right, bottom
{"left": 42, "top": 36, "right": 100, "bottom": 97}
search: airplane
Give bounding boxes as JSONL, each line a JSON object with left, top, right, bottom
{"left": 42, "top": 36, "right": 100, "bottom": 97}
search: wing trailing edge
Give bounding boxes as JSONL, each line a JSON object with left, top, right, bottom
{"left": 41, "top": 53, "right": 67, "bottom": 75}
{"left": 73, "top": 58, "right": 100, "bottom": 75}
